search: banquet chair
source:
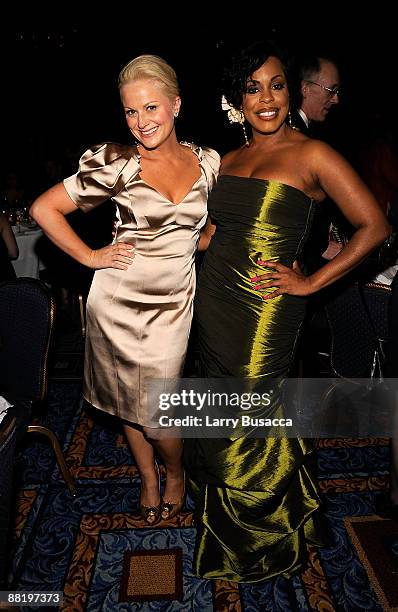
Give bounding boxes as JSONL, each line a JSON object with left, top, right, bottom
{"left": 0, "top": 278, "right": 76, "bottom": 495}
{"left": 0, "top": 413, "right": 17, "bottom": 586}
{"left": 70, "top": 286, "right": 87, "bottom": 338}
{"left": 326, "top": 281, "right": 390, "bottom": 379}
{"left": 361, "top": 281, "right": 391, "bottom": 347}
{"left": 316, "top": 281, "right": 391, "bottom": 437}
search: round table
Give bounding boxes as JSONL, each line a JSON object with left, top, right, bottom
{"left": 12, "top": 225, "right": 45, "bottom": 279}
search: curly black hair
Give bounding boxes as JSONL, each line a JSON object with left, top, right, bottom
{"left": 222, "top": 40, "right": 294, "bottom": 109}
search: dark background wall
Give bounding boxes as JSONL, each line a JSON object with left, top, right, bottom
{"left": 2, "top": 12, "right": 396, "bottom": 188}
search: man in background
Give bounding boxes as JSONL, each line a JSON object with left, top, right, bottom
{"left": 295, "top": 55, "right": 340, "bottom": 135}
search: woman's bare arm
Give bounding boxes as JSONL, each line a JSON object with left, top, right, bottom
{"left": 307, "top": 141, "right": 391, "bottom": 291}
{"left": 0, "top": 213, "right": 18, "bottom": 259}
{"left": 30, "top": 183, "right": 134, "bottom": 270}
{"left": 198, "top": 216, "right": 216, "bottom": 252}
{"left": 252, "top": 141, "right": 391, "bottom": 298}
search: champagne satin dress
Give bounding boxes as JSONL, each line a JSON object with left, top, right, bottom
{"left": 63, "top": 142, "right": 220, "bottom": 425}
{"left": 184, "top": 175, "right": 326, "bottom": 582}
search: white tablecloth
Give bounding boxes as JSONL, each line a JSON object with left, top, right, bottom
{"left": 0, "top": 396, "right": 13, "bottom": 425}
{"left": 12, "top": 226, "right": 44, "bottom": 279}
{"left": 373, "top": 261, "right": 398, "bottom": 285}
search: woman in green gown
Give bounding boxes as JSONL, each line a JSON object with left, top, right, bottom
{"left": 184, "top": 41, "right": 390, "bottom": 582}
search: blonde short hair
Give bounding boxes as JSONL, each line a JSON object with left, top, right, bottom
{"left": 118, "top": 54, "right": 179, "bottom": 99}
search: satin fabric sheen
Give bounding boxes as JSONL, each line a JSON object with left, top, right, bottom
{"left": 64, "top": 142, "right": 219, "bottom": 425}
{"left": 184, "top": 175, "right": 326, "bottom": 582}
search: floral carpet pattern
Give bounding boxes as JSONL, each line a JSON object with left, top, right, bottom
{"left": 7, "top": 382, "right": 397, "bottom": 611}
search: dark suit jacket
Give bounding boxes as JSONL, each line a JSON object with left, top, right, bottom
{"left": 289, "top": 109, "right": 310, "bottom": 135}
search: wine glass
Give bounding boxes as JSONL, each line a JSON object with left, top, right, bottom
{"left": 22, "top": 205, "right": 30, "bottom": 224}
{"left": 8, "top": 209, "right": 16, "bottom": 226}
{"left": 15, "top": 208, "right": 23, "bottom": 232}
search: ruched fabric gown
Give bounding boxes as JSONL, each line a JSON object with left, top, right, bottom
{"left": 184, "top": 175, "right": 326, "bottom": 582}
{"left": 63, "top": 142, "right": 219, "bottom": 425}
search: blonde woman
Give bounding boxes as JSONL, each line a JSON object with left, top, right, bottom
{"left": 31, "top": 55, "right": 219, "bottom": 525}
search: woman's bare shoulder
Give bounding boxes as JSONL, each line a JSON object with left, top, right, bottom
{"left": 298, "top": 137, "right": 337, "bottom": 158}
{"left": 220, "top": 146, "right": 246, "bottom": 171}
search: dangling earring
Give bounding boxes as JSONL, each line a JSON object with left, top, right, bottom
{"left": 238, "top": 108, "right": 249, "bottom": 147}
{"left": 288, "top": 109, "right": 299, "bottom": 131}
{"left": 241, "top": 120, "right": 249, "bottom": 147}
{"left": 174, "top": 111, "right": 179, "bottom": 118}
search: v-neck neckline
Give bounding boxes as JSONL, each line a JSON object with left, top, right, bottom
{"left": 133, "top": 142, "right": 204, "bottom": 206}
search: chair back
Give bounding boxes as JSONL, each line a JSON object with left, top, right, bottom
{"left": 361, "top": 282, "right": 391, "bottom": 342}
{"left": 0, "top": 413, "right": 17, "bottom": 584}
{"left": 0, "top": 278, "right": 55, "bottom": 401}
{"left": 325, "top": 282, "right": 384, "bottom": 378}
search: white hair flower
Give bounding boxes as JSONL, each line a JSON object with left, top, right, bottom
{"left": 221, "top": 95, "right": 245, "bottom": 125}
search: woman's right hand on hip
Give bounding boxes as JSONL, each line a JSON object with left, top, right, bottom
{"left": 88, "top": 243, "right": 135, "bottom": 270}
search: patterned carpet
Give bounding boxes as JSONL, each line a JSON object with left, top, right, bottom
{"left": 6, "top": 378, "right": 398, "bottom": 611}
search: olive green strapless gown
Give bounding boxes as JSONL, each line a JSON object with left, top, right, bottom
{"left": 184, "top": 175, "right": 326, "bottom": 582}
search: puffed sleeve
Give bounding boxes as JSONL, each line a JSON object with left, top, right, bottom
{"left": 201, "top": 146, "right": 221, "bottom": 191}
{"left": 63, "top": 142, "right": 140, "bottom": 212}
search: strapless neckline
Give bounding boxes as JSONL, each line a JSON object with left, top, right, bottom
{"left": 219, "top": 174, "right": 313, "bottom": 204}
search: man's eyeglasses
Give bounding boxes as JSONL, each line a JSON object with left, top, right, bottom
{"left": 305, "top": 80, "right": 341, "bottom": 97}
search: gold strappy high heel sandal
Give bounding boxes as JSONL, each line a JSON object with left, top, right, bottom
{"left": 140, "top": 464, "right": 161, "bottom": 526}
{"left": 161, "top": 472, "right": 185, "bottom": 520}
